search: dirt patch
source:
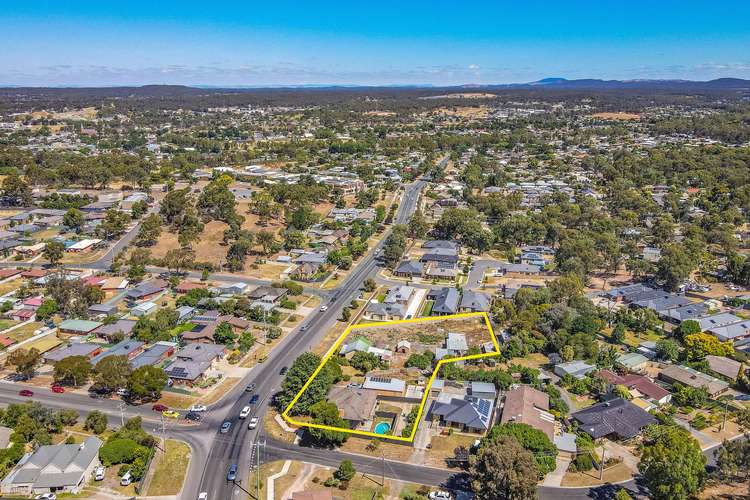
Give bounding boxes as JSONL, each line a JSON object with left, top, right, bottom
{"left": 590, "top": 112, "right": 641, "bottom": 121}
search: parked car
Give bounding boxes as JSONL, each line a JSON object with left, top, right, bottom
{"left": 19, "top": 389, "right": 33, "bottom": 397}
{"left": 245, "top": 383, "right": 256, "bottom": 392}
{"left": 94, "top": 466, "right": 105, "bottom": 481}
{"left": 152, "top": 403, "right": 168, "bottom": 412}
{"left": 185, "top": 412, "right": 202, "bottom": 421}
{"left": 116, "top": 388, "right": 130, "bottom": 397}
{"left": 279, "top": 366, "right": 288, "bottom": 375}
{"left": 198, "top": 493, "right": 208, "bottom": 500}
{"left": 220, "top": 421, "right": 232, "bottom": 434}
{"left": 189, "top": 404, "right": 207, "bottom": 412}
{"left": 163, "top": 410, "right": 180, "bottom": 419}
{"left": 248, "top": 417, "right": 259, "bottom": 430}
{"left": 35, "top": 494, "right": 56, "bottom": 500}
{"left": 248, "top": 394, "right": 260, "bottom": 404}
{"left": 51, "top": 385, "right": 65, "bottom": 393}
{"left": 239, "top": 406, "right": 251, "bottom": 419}
{"left": 429, "top": 492, "right": 450, "bottom": 500}
{"left": 120, "top": 470, "right": 132, "bottom": 486}
{"left": 227, "top": 464, "right": 238, "bottom": 481}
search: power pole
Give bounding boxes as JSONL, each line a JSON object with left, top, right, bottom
{"left": 599, "top": 447, "right": 606, "bottom": 481}
{"left": 118, "top": 402, "right": 126, "bottom": 427}
{"left": 381, "top": 451, "right": 385, "bottom": 488}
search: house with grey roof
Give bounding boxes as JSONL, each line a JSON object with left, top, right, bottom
{"left": 458, "top": 290, "right": 491, "bottom": 313}
{"left": 43, "top": 343, "right": 103, "bottom": 364}
{"left": 428, "top": 287, "right": 459, "bottom": 315}
{"left": 573, "top": 398, "right": 656, "bottom": 440}
{"left": 164, "top": 343, "right": 225, "bottom": 385}
{"left": 698, "top": 312, "right": 745, "bottom": 331}
{"left": 93, "top": 319, "right": 137, "bottom": 342}
{"left": 130, "top": 342, "right": 176, "bottom": 369}
{"left": 708, "top": 319, "right": 750, "bottom": 343}
{"left": 1, "top": 436, "right": 102, "bottom": 495}
{"left": 422, "top": 240, "right": 460, "bottom": 251}
{"left": 90, "top": 339, "right": 144, "bottom": 365}
{"left": 420, "top": 247, "right": 459, "bottom": 265}
{"left": 631, "top": 293, "right": 691, "bottom": 312}
{"left": 429, "top": 393, "right": 496, "bottom": 433}
{"left": 554, "top": 360, "right": 596, "bottom": 380}
{"left": 659, "top": 364, "right": 730, "bottom": 397}
{"left": 393, "top": 260, "right": 423, "bottom": 278}
{"left": 705, "top": 355, "right": 743, "bottom": 380}
{"left": 658, "top": 302, "right": 710, "bottom": 324}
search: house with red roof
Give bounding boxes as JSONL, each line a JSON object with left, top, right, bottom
{"left": 598, "top": 369, "right": 671, "bottom": 405}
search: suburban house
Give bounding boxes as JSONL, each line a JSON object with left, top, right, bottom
{"left": 497, "top": 263, "right": 541, "bottom": 277}
{"left": 429, "top": 382, "right": 496, "bottom": 434}
{"left": 705, "top": 355, "right": 743, "bottom": 381}
{"left": 247, "top": 286, "right": 288, "bottom": 305}
{"left": 458, "top": 290, "right": 491, "bottom": 313}
{"left": 658, "top": 302, "right": 710, "bottom": 324}
{"left": 436, "top": 332, "right": 469, "bottom": 360}
{"left": 598, "top": 370, "right": 672, "bottom": 405}
{"left": 499, "top": 385, "right": 555, "bottom": 439}
{"left": 393, "top": 260, "right": 423, "bottom": 278}
{"left": 93, "top": 319, "right": 137, "bottom": 341}
{"left": 87, "top": 303, "right": 118, "bottom": 317}
{"left": 365, "top": 285, "right": 419, "bottom": 321}
{"left": 428, "top": 287, "right": 459, "bottom": 316}
{"left": 0, "top": 436, "right": 102, "bottom": 496}
{"left": 57, "top": 319, "right": 103, "bottom": 336}
{"left": 130, "top": 342, "right": 176, "bottom": 369}
{"left": 420, "top": 247, "right": 459, "bottom": 266}
{"left": 659, "top": 364, "right": 730, "bottom": 397}
{"left": 362, "top": 376, "right": 405, "bottom": 396}
{"left": 616, "top": 352, "right": 650, "bottom": 373}
{"left": 422, "top": 240, "right": 460, "bottom": 251}
{"left": 125, "top": 279, "right": 167, "bottom": 302}
{"left": 164, "top": 343, "right": 225, "bottom": 385}
{"left": 572, "top": 397, "right": 657, "bottom": 440}
{"left": 43, "top": 343, "right": 103, "bottom": 364}
{"left": 132, "top": 301, "right": 157, "bottom": 317}
{"left": 90, "top": 340, "right": 145, "bottom": 365}
{"left": 326, "top": 386, "right": 378, "bottom": 429}
{"left": 554, "top": 360, "right": 596, "bottom": 380}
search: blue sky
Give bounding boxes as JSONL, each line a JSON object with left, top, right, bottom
{"left": 2, "top": 0, "right": 750, "bottom": 86}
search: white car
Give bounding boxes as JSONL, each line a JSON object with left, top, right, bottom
{"left": 429, "top": 492, "right": 450, "bottom": 500}
{"left": 198, "top": 493, "right": 208, "bottom": 500}
{"left": 94, "top": 466, "right": 105, "bottom": 481}
{"left": 248, "top": 417, "right": 259, "bottom": 429}
{"left": 239, "top": 406, "right": 251, "bottom": 419}
{"left": 35, "top": 495, "right": 56, "bottom": 500}
{"left": 190, "top": 404, "right": 207, "bottom": 412}
{"left": 320, "top": 305, "right": 328, "bottom": 312}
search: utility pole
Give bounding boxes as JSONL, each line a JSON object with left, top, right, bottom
{"left": 599, "top": 447, "right": 606, "bottom": 481}
{"left": 118, "top": 402, "right": 126, "bottom": 427}
{"left": 381, "top": 451, "right": 385, "bottom": 488}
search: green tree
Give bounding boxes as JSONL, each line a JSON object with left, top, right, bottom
{"left": 43, "top": 241, "right": 66, "bottom": 266}
{"left": 363, "top": 278, "right": 376, "bottom": 293}
{"left": 676, "top": 319, "right": 701, "bottom": 340}
{"left": 84, "top": 411, "right": 108, "bottom": 434}
{"left": 640, "top": 425, "right": 706, "bottom": 500}
{"left": 98, "top": 209, "right": 130, "bottom": 240}
{"left": 469, "top": 435, "right": 538, "bottom": 500}
{"left": 35, "top": 298, "right": 58, "bottom": 321}
{"left": 1, "top": 172, "right": 32, "bottom": 206}
{"left": 655, "top": 339, "right": 680, "bottom": 361}
{"left": 213, "top": 322, "right": 237, "bottom": 345}
{"left": 407, "top": 209, "right": 430, "bottom": 238}
{"left": 334, "top": 460, "right": 356, "bottom": 482}
{"left": 485, "top": 423, "right": 557, "bottom": 477}
{"left": 53, "top": 355, "right": 92, "bottom": 387}
{"left": 63, "top": 208, "right": 85, "bottom": 232}
{"left": 94, "top": 355, "right": 132, "bottom": 393}
{"left": 612, "top": 323, "right": 626, "bottom": 344}
{"left": 136, "top": 213, "right": 162, "bottom": 246}
{"left": 6, "top": 348, "right": 41, "bottom": 379}
{"left": 307, "top": 400, "right": 348, "bottom": 447}
{"left": 656, "top": 244, "right": 694, "bottom": 291}
{"left": 684, "top": 332, "right": 734, "bottom": 360}
{"left": 126, "top": 366, "right": 168, "bottom": 401}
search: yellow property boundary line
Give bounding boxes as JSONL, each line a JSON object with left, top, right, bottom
{"left": 281, "top": 311, "right": 502, "bottom": 443}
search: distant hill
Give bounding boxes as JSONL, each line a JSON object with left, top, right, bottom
{"left": 498, "top": 77, "right": 750, "bottom": 90}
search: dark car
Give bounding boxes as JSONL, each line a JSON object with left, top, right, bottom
{"left": 152, "top": 403, "right": 168, "bottom": 412}
{"left": 245, "top": 383, "right": 256, "bottom": 393}
{"left": 227, "top": 464, "right": 238, "bottom": 481}
{"left": 19, "top": 389, "right": 33, "bottom": 397}
{"left": 185, "top": 412, "right": 202, "bottom": 422}
{"left": 279, "top": 366, "right": 288, "bottom": 376}
{"left": 248, "top": 394, "right": 260, "bottom": 405}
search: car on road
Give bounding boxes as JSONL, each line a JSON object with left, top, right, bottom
{"left": 220, "top": 421, "right": 232, "bottom": 433}
{"left": 239, "top": 406, "right": 251, "bottom": 419}
{"left": 227, "top": 464, "right": 238, "bottom": 481}
{"left": 300, "top": 325, "right": 308, "bottom": 332}
{"left": 94, "top": 466, "right": 105, "bottom": 481}
{"left": 51, "top": 385, "right": 65, "bottom": 393}
{"left": 152, "top": 403, "right": 168, "bottom": 412}
{"left": 428, "top": 492, "right": 450, "bottom": 499}
{"left": 19, "top": 389, "right": 33, "bottom": 397}
{"left": 189, "top": 404, "right": 207, "bottom": 412}
{"left": 248, "top": 394, "right": 260, "bottom": 404}
{"left": 116, "top": 388, "right": 129, "bottom": 397}
{"left": 320, "top": 305, "right": 328, "bottom": 312}
{"left": 248, "top": 417, "right": 259, "bottom": 429}
{"left": 185, "top": 412, "right": 202, "bottom": 421}
{"left": 198, "top": 493, "right": 208, "bottom": 500}
{"left": 163, "top": 410, "right": 180, "bottom": 419}
{"left": 279, "top": 366, "right": 288, "bottom": 375}
{"left": 245, "top": 383, "right": 256, "bottom": 392}
{"left": 35, "top": 494, "right": 56, "bottom": 500}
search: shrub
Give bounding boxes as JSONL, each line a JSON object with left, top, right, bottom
{"left": 99, "top": 438, "right": 143, "bottom": 466}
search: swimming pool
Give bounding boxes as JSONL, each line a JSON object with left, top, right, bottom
{"left": 374, "top": 422, "right": 391, "bottom": 434}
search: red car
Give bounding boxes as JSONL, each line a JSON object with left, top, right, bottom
{"left": 51, "top": 385, "right": 65, "bottom": 393}
{"left": 152, "top": 404, "right": 168, "bottom": 412}
{"left": 19, "top": 389, "right": 33, "bottom": 397}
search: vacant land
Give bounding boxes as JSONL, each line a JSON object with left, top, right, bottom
{"left": 590, "top": 112, "right": 641, "bottom": 120}
{"left": 146, "top": 439, "right": 191, "bottom": 496}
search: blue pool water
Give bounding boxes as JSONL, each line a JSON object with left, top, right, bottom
{"left": 374, "top": 422, "right": 391, "bottom": 434}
